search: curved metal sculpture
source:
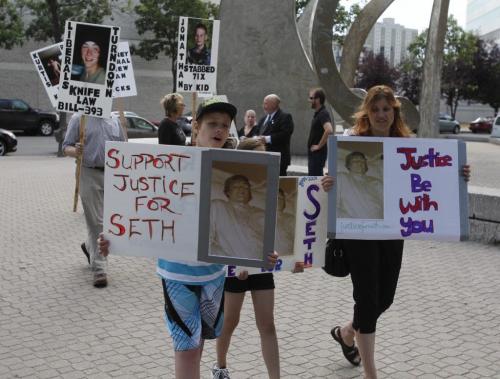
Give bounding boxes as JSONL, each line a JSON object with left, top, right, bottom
{"left": 340, "top": 0, "right": 395, "bottom": 88}
{"left": 310, "top": 0, "right": 420, "bottom": 130}
{"left": 419, "top": 0, "right": 450, "bottom": 137}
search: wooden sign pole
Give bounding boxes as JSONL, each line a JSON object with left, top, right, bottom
{"left": 191, "top": 92, "right": 198, "bottom": 146}
{"left": 73, "top": 115, "right": 87, "bottom": 212}
{"left": 116, "top": 97, "right": 128, "bottom": 141}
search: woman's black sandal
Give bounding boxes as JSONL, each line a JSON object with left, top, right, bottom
{"left": 331, "top": 326, "right": 361, "bottom": 366}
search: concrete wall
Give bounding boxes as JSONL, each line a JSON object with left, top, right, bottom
{"left": 217, "top": 0, "right": 318, "bottom": 155}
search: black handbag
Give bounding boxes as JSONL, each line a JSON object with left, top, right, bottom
{"left": 322, "top": 238, "right": 350, "bottom": 277}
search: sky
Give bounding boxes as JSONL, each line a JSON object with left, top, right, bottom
{"left": 340, "top": 0, "right": 468, "bottom": 32}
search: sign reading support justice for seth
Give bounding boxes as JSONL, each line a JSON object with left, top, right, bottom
{"left": 30, "top": 42, "right": 64, "bottom": 108}
{"left": 103, "top": 143, "right": 280, "bottom": 267}
{"left": 112, "top": 41, "right": 137, "bottom": 98}
{"left": 327, "top": 136, "right": 469, "bottom": 241}
{"left": 176, "top": 16, "right": 219, "bottom": 94}
{"left": 58, "top": 21, "right": 120, "bottom": 118}
{"left": 103, "top": 142, "right": 203, "bottom": 262}
{"left": 227, "top": 176, "right": 328, "bottom": 276}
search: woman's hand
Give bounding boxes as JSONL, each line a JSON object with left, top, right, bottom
{"left": 267, "top": 251, "right": 279, "bottom": 268}
{"left": 97, "top": 233, "right": 110, "bottom": 257}
{"left": 321, "top": 175, "right": 335, "bottom": 192}
{"left": 237, "top": 270, "right": 249, "bottom": 280}
{"left": 292, "top": 261, "right": 304, "bottom": 273}
{"left": 461, "top": 164, "right": 471, "bottom": 182}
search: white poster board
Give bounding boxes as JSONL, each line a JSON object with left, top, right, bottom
{"left": 58, "top": 21, "right": 120, "bottom": 118}
{"left": 112, "top": 41, "right": 137, "bottom": 98}
{"left": 30, "top": 42, "right": 64, "bottom": 108}
{"left": 103, "top": 142, "right": 204, "bottom": 261}
{"left": 104, "top": 144, "right": 281, "bottom": 267}
{"left": 176, "top": 16, "right": 219, "bottom": 94}
{"left": 327, "top": 136, "right": 469, "bottom": 241}
{"left": 227, "top": 176, "right": 328, "bottom": 276}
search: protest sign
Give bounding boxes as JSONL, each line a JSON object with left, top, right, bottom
{"left": 103, "top": 142, "right": 205, "bottom": 261}
{"left": 104, "top": 144, "right": 281, "bottom": 266}
{"left": 30, "top": 43, "right": 64, "bottom": 108}
{"left": 198, "top": 149, "right": 281, "bottom": 268}
{"left": 112, "top": 41, "right": 137, "bottom": 98}
{"left": 327, "top": 136, "right": 468, "bottom": 241}
{"left": 58, "top": 21, "right": 120, "bottom": 118}
{"left": 226, "top": 176, "right": 328, "bottom": 277}
{"left": 176, "top": 17, "right": 219, "bottom": 95}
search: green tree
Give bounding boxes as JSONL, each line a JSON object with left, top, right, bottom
{"left": 399, "top": 16, "right": 479, "bottom": 118}
{"left": 133, "top": 0, "right": 218, "bottom": 92}
{"left": 21, "top": 0, "right": 115, "bottom": 44}
{"left": 0, "top": 0, "right": 23, "bottom": 48}
{"left": 474, "top": 40, "right": 500, "bottom": 115}
{"left": 355, "top": 51, "right": 399, "bottom": 90}
{"left": 295, "top": 0, "right": 361, "bottom": 46}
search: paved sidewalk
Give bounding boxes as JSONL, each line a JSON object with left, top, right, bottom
{"left": 1, "top": 156, "right": 499, "bottom": 378}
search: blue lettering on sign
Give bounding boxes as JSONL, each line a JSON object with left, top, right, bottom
{"left": 227, "top": 265, "right": 236, "bottom": 277}
{"left": 400, "top": 217, "right": 434, "bottom": 237}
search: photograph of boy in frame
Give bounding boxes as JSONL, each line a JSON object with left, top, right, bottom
{"left": 186, "top": 19, "right": 212, "bottom": 66}
{"left": 37, "top": 45, "right": 63, "bottom": 86}
{"left": 209, "top": 161, "right": 267, "bottom": 261}
{"left": 275, "top": 177, "right": 298, "bottom": 257}
{"left": 336, "top": 141, "right": 384, "bottom": 220}
{"left": 71, "top": 23, "right": 111, "bottom": 85}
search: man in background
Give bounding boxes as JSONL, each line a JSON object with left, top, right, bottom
{"left": 256, "top": 94, "right": 294, "bottom": 176}
{"left": 307, "top": 87, "right": 334, "bottom": 176}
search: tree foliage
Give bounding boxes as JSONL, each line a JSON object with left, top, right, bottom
{"left": 0, "top": 0, "right": 24, "bottom": 48}
{"left": 473, "top": 40, "right": 500, "bottom": 115}
{"left": 398, "top": 16, "right": 479, "bottom": 118}
{"left": 295, "top": 0, "right": 361, "bottom": 46}
{"left": 17, "top": 0, "right": 116, "bottom": 44}
{"left": 133, "top": 0, "right": 218, "bottom": 91}
{"left": 355, "top": 51, "right": 399, "bottom": 90}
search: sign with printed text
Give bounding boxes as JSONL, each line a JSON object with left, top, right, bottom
{"left": 103, "top": 142, "right": 205, "bottom": 261}
{"left": 327, "top": 136, "right": 469, "bottom": 241}
{"left": 58, "top": 21, "right": 120, "bottom": 118}
{"left": 227, "top": 176, "right": 328, "bottom": 276}
{"left": 112, "top": 41, "right": 137, "bottom": 98}
{"left": 176, "top": 16, "right": 219, "bottom": 94}
{"left": 30, "top": 42, "right": 64, "bottom": 108}
{"left": 104, "top": 144, "right": 280, "bottom": 267}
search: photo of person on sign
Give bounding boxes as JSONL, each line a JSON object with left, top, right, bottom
{"left": 71, "top": 24, "right": 110, "bottom": 85}
{"left": 186, "top": 22, "right": 211, "bottom": 66}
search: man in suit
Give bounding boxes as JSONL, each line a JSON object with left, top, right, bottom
{"left": 256, "top": 94, "right": 294, "bottom": 176}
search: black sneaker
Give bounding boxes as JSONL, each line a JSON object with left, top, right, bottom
{"left": 81, "top": 243, "right": 90, "bottom": 264}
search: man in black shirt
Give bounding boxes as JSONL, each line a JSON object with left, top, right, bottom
{"left": 307, "top": 88, "right": 334, "bottom": 176}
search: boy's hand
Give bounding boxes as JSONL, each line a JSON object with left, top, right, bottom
{"left": 267, "top": 252, "right": 279, "bottom": 268}
{"left": 237, "top": 270, "right": 249, "bottom": 280}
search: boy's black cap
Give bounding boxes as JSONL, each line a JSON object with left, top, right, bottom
{"left": 196, "top": 97, "right": 237, "bottom": 121}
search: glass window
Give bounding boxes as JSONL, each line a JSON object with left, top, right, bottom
{"left": 11, "top": 100, "right": 29, "bottom": 111}
{"left": 133, "top": 118, "right": 154, "bottom": 130}
{"left": 0, "top": 100, "right": 10, "bottom": 110}
{"left": 495, "top": 117, "right": 500, "bottom": 126}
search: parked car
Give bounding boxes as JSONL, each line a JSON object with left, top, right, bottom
{"left": 0, "top": 99, "right": 59, "bottom": 136}
{"left": 469, "top": 117, "right": 493, "bottom": 133}
{"left": 438, "top": 113, "right": 460, "bottom": 134}
{"left": 0, "top": 128, "right": 18, "bottom": 156}
{"left": 110, "top": 111, "right": 158, "bottom": 138}
{"left": 492, "top": 115, "right": 500, "bottom": 137}
{"left": 177, "top": 113, "right": 193, "bottom": 136}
